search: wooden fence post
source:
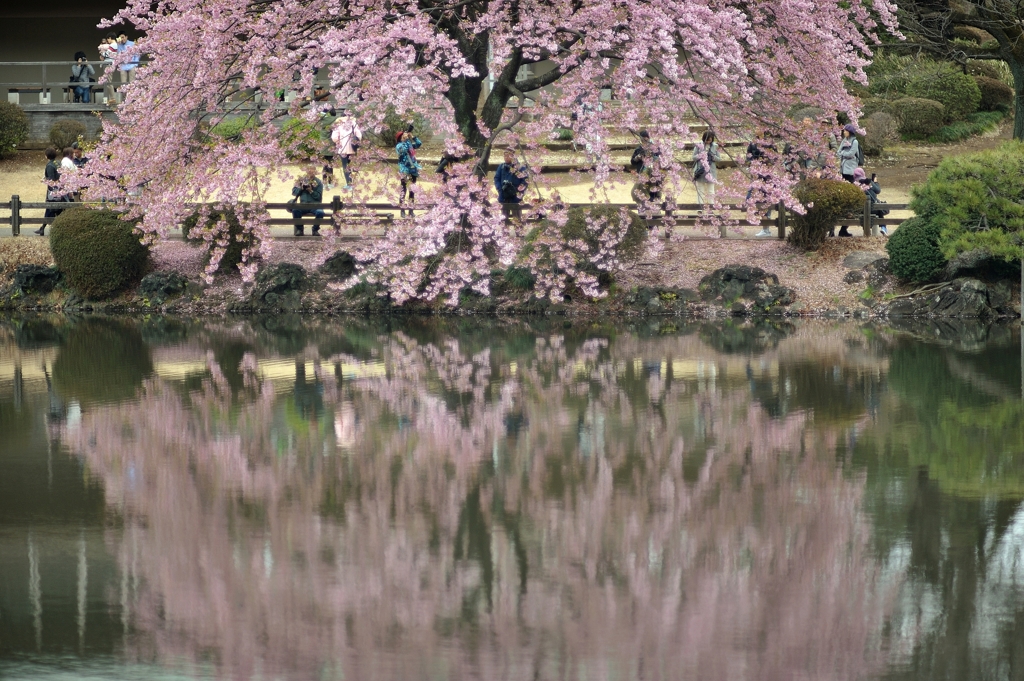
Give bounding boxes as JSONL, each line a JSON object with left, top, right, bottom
{"left": 11, "top": 195, "right": 21, "bottom": 236}
{"left": 776, "top": 202, "right": 786, "bottom": 240}
{"left": 862, "top": 197, "right": 874, "bottom": 237}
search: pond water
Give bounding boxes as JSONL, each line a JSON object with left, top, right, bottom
{"left": 0, "top": 315, "right": 1022, "bottom": 681}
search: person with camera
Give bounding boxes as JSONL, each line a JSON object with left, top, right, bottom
{"left": 70, "top": 52, "right": 96, "bottom": 103}
{"left": 395, "top": 125, "right": 421, "bottom": 217}
{"left": 291, "top": 167, "right": 325, "bottom": 236}
{"left": 853, "top": 167, "right": 889, "bottom": 236}
{"left": 493, "top": 149, "right": 528, "bottom": 219}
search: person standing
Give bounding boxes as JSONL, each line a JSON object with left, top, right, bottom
{"left": 331, "top": 111, "right": 362, "bottom": 190}
{"left": 493, "top": 149, "right": 528, "bottom": 219}
{"left": 395, "top": 128, "right": 421, "bottom": 217}
{"left": 98, "top": 33, "right": 118, "bottom": 104}
{"left": 36, "top": 148, "right": 62, "bottom": 236}
{"left": 291, "top": 167, "right": 324, "bottom": 236}
{"left": 116, "top": 31, "right": 140, "bottom": 100}
{"left": 838, "top": 124, "right": 860, "bottom": 182}
{"left": 746, "top": 137, "right": 777, "bottom": 237}
{"left": 70, "top": 52, "right": 95, "bottom": 103}
{"left": 630, "top": 130, "right": 665, "bottom": 217}
{"left": 692, "top": 130, "right": 720, "bottom": 211}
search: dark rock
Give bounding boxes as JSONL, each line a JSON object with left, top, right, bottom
{"left": 647, "top": 297, "right": 664, "bottom": 311}
{"left": 139, "top": 272, "right": 187, "bottom": 304}
{"left": 731, "top": 301, "right": 747, "bottom": 314}
{"left": 842, "top": 251, "right": 886, "bottom": 270}
{"left": 319, "top": 251, "right": 358, "bottom": 281}
{"left": 879, "top": 277, "right": 1012, "bottom": 318}
{"left": 698, "top": 266, "right": 793, "bottom": 312}
{"left": 252, "top": 263, "right": 307, "bottom": 307}
{"left": 13, "top": 265, "right": 60, "bottom": 295}
{"left": 843, "top": 270, "right": 865, "bottom": 284}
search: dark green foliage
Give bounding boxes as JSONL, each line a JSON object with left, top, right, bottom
{"left": 907, "top": 142, "right": 1024, "bottom": 266}
{"left": 280, "top": 117, "right": 326, "bottom": 161}
{"left": 967, "top": 60, "right": 1004, "bottom": 82}
{"left": 209, "top": 116, "right": 257, "bottom": 140}
{"left": 562, "top": 204, "right": 647, "bottom": 262}
{"left": 554, "top": 127, "right": 574, "bottom": 141}
{"left": 48, "top": 119, "right": 86, "bottom": 150}
{"left": 182, "top": 208, "right": 252, "bottom": 274}
{"left": 928, "top": 111, "right": 1005, "bottom": 144}
{"left": 889, "top": 97, "right": 945, "bottom": 137}
{"left": 0, "top": 101, "right": 28, "bottom": 158}
{"left": 860, "top": 97, "right": 894, "bottom": 118}
{"left": 371, "top": 108, "right": 430, "bottom": 148}
{"left": 50, "top": 207, "right": 150, "bottom": 299}
{"left": 319, "top": 251, "right": 357, "bottom": 280}
{"left": 907, "top": 68, "right": 981, "bottom": 122}
{"left": 973, "top": 76, "right": 1014, "bottom": 112}
{"left": 504, "top": 266, "right": 536, "bottom": 291}
{"left": 885, "top": 217, "right": 946, "bottom": 283}
{"left": 52, "top": 319, "right": 154, "bottom": 406}
{"left": 787, "top": 179, "right": 866, "bottom": 251}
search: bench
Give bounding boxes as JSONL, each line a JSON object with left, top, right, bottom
{"left": 62, "top": 82, "right": 106, "bottom": 104}
{"left": 7, "top": 88, "right": 52, "bottom": 104}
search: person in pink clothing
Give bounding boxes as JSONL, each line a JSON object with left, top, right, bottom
{"left": 330, "top": 110, "right": 362, "bottom": 190}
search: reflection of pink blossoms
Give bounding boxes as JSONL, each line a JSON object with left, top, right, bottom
{"left": 67, "top": 326, "right": 898, "bottom": 680}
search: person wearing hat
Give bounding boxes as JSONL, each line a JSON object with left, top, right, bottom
{"left": 838, "top": 124, "right": 861, "bottom": 182}
{"left": 70, "top": 51, "right": 96, "bottom": 103}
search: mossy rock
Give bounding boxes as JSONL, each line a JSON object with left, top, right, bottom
{"left": 50, "top": 208, "right": 149, "bottom": 300}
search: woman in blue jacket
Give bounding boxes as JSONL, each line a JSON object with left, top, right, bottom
{"left": 395, "top": 129, "right": 421, "bottom": 217}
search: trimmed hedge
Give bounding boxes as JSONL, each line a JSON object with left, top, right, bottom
{"left": 182, "top": 207, "right": 252, "bottom": 274}
{"left": 973, "top": 76, "right": 1014, "bottom": 112}
{"left": 890, "top": 98, "right": 945, "bottom": 138}
{"left": 787, "top": 178, "right": 867, "bottom": 251}
{"left": 209, "top": 116, "right": 257, "bottom": 140}
{"left": 885, "top": 217, "right": 945, "bottom": 283}
{"left": 862, "top": 112, "right": 898, "bottom": 156}
{"left": 0, "top": 101, "right": 28, "bottom": 158}
{"left": 907, "top": 69, "right": 981, "bottom": 122}
{"left": 49, "top": 119, "right": 86, "bottom": 150}
{"left": 50, "top": 207, "right": 149, "bottom": 299}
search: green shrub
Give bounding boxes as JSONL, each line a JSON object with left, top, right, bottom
{"left": 908, "top": 142, "right": 1024, "bottom": 266}
{"left": 861, "top": 112, "right": 898, "bottom": 156}
{"left": 209, "top": 116, "right": 257, "bottom": 140}
{"left": 954, "top": 26, "right": 995, "bottom": 44}
{"left": 280, "top": 117, "right": 327, "bottom": 161}
{"left": 49, "top": 118, "right": 86, "bottom": 150}
{"left": 967, "top": 60, "right": 1003, "bottom": 82}
{"left": 907, "top": 68, "right": 981, "bottom": 122}
{"left": 890, "top": 97, "right": 945, "bottom": 138}
{"left": 182, "top": 207, "right": 253, "bottom": 274}
{"left": 973, "top": 75, "right": 1014, "bottom": 112}
{"left": 50, "top": 207, "right": 149, "bottom": 299}
{"left": 0, "top": 101, "right": 28, "bottom": 158}
{"left": 787, "top": 178, "right": 866, "bottom": 251}
{"left": 563, "top": 204, "right": 647, "bottom": 262}
{"left": 866, "top": 53, "right": 930, "bottom": 97}
{"left": 928, "top": 111, "right": 1005, "bottom": 144}
{"left": 554, "top": 127, "right": 574, "bottom": 141}
{"left": 885, "top": 217, "right": 946, "bottom": 282}
{"left": 52, "top": 319, "right": 154, "bottom": 406}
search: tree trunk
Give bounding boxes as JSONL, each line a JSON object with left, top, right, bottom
{"left": 1011, "top": 61, "right": 1024, "bottom": 141}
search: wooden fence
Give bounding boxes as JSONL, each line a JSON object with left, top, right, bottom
{"left": 0, "top": 195, "right": 911, "bottom": 239}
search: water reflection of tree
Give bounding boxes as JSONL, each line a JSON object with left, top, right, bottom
{"left": 62, "top": 319, "right": 897, "bottom": 680}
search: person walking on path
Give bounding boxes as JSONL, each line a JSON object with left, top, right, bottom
{"left": 70, "top": 52, "right": 95, "bottom": 103}
{"left": 36, "top": 148, "right": 64, "bottom": 236}
{"left": 291, "top": 167, "right": 324, "bottom": 236}
{"left": 493, "top": 149, "right": 528, "bottom": 219}
{"left": 395, "top": 128, "right": 421, "bottom": 217}
{"left": 331, "top": 111, "right": 362, "bottom": 190}
{"left": 838, "top": 124, "right": 861, "bottom": 183}
{"left": 692, "top": 130, "right": 720, "bottom": 212}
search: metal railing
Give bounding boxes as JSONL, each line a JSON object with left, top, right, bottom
{"left": 0, "top": 195, "right": 910, "bottom": 238}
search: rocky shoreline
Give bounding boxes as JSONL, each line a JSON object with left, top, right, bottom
{"left": 1, "top": 252, "right": 1018, "bottom": 320}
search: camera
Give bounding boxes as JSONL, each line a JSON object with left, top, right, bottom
{"left": 870, "top": 173, "right": 877, "bottom": 182}
{"left": 405, "top": 122, "right": 415, "bottom": 133}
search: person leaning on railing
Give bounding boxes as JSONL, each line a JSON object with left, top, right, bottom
{"left": 70, "top": 52, "right": 96, "bottom": 103}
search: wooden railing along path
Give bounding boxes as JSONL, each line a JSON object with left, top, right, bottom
{"left": 0, "top": 195, "right": 911, "bottom": 239}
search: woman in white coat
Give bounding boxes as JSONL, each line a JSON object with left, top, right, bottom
{"left": 331, "top": 111, "right": 363, "bottom": 190}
